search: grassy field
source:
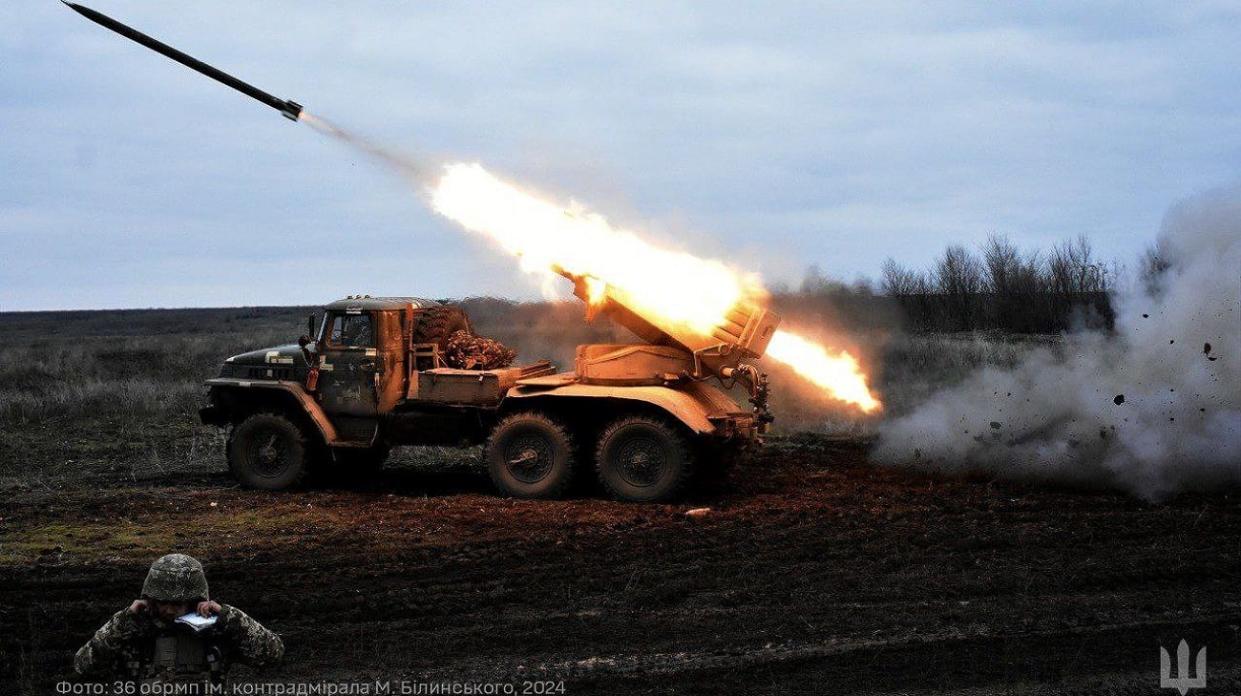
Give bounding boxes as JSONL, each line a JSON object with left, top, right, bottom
{"left": 0, "top": 300, "right": 1050, "bottom": 483}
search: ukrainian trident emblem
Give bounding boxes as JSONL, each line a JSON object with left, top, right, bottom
{"left": 1160, "top": 640, "right": 1206, "bottom": 695}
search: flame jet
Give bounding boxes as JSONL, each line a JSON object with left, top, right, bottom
{"left": 61, "top": 1, "right": 303, "bottom": 122}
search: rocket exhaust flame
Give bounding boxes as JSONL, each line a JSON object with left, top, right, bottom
{"left": 431, "top": 163, "right": 759, "bottom": 337}
{"left": 429, "top": 163, "right": 882, "bottom": 413}
{"left": 765, "top": 331, "right": 882, "bottom": 413}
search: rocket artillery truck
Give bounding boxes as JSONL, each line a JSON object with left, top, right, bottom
{"left": 200, "top": 275, "right": 780, "bottom": 502}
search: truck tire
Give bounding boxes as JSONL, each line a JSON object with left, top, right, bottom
{"left": 412, "top": 306, "right": 473, "bottom": 350}
{"left": 227, "top": 412, "right": 310, "bottom": 490}
{"left": 486, "top": 412, "right": 575, "bottom": 499}
{"left": 596, "top": 416, "right": 695, "bottom": 502}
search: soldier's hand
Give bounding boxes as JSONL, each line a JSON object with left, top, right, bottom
{"left": 197, "top": 600, "right": 222, "bottom": 617}
{"left": 127, "top": 599, "right": 149, "bottom": 614}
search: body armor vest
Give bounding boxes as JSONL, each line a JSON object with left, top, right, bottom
{"left": 120, "top": 625, "right": 227, "bottom": 684}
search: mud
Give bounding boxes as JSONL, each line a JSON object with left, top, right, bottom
{"left": 3, "top": 437, "right": 1239, "bottom": 694}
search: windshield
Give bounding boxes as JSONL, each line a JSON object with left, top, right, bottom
{"left": 324, "top": 312, "right": 375, "bottom": 348}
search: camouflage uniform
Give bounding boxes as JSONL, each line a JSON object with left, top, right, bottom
{"left": 74, "top": 554, "right": 284, "bottom": 684}
{"left": 444, "top": 330, "right": 517, "bottom": 370}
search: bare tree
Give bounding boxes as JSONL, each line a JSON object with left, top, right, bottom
{"left": 1010, "top": 249, "right": 1051, "bottom": 332}
{"left": 1012, "top": 250, "right": 1046, "bottom": 295}
{"left": 981, "top": 234, "right": 1020, "bottom": 296}
{"left": 1050, "top": 234, "right": 1105, "bottom": 294}
{"left": 1048, "top": 240, "right": 1074, "bottom": 296}
{"left": 1047, "top": 235, "right": 1115, "bottom": 328}
{"left": 880, "top": 257, "right": 919, "bottom": 296}
{"left": 935, "top": 245, "right": 983, "bottom": 330}
{"left": 980, "top": 234, "right": 1023, "bottom": 328}
{"left": 935, "top": 245, "right": 983, "bottom": 295}
{"left": 911, "top": 269, "right": 932, "bottom": 296}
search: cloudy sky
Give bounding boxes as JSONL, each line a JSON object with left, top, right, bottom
{"left": 2, "top": 1, "right": 1239, "bottom": 310}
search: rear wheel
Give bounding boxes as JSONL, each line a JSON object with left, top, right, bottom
{"left": 486, "top": 412, "right": 575, "bottom": 499}
{"left": 227, "top": 413, "right": 310, "bottom": 490}
{"left": 596, "top": 416, "right": 695, "bottom": 502}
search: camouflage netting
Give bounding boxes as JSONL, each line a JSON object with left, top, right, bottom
{"left": 444, "top": 330, "right": 516, "bottom": 370}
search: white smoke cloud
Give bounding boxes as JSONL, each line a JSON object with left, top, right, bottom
{"left": 875, "top": 187, "right": 1241, "bottom": 500}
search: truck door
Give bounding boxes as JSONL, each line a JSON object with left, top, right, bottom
{"left": 318, "top": 309, "right": 380, "bottom": 419}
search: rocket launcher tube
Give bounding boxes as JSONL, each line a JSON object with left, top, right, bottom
{"left": 553, "top": 266, "right": 781, "bottom": 376}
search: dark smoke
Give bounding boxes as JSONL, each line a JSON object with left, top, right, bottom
{"left": 875, "top": 187, "right": 1241, "bottom": 500}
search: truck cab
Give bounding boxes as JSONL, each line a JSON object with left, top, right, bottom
{"left": 201, "top": 295, "right": 775, "bottom": 502}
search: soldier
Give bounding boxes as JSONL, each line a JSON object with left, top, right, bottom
{"left": 74, "top": 553, "right": 284, "bottom": 685}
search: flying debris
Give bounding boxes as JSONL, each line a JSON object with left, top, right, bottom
{"left": 61, "top": 1, "right": 303, "bottom": 122}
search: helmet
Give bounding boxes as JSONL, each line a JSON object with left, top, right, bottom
{"left": 141, "top": 554, "right": 209, "bottom": 602}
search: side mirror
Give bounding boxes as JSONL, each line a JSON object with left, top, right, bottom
{"left": 307, "top": 313, "right": 318, "bottom": 340}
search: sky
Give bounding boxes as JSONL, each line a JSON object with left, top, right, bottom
{"left": 2, "top": 1, "right": 1239, "bottom": 311}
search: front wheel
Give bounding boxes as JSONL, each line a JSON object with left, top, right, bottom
{"left": 596, "top": 416, "right": 695, "bottom": 502}
{"left": 227, "top": 413, "right": 310, "bottom": 490}
{"left": 486, "top": 412, "right": 576, "bottom": 499}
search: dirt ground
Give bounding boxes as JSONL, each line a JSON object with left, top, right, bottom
{"left": 3, "top": 436, "right": 1239, "bottom": 694}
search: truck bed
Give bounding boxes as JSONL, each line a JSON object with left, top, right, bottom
{"left": 406, "top": 360, "right": 555, "bottom": 405}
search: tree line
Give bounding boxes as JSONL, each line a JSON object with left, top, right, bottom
{"left": 785, "top": 234, "right": 1129, "bottom": 334}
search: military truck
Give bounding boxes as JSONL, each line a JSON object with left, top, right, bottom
{"left": 200, "top": 283, "right": 779, "bottom": 502}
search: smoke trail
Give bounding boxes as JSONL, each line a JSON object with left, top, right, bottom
{"left": 299, "top": 111, "right": 429, "bottom": 181}
{"left": 875, "top": 187, "right": 1241, "bottom": 500}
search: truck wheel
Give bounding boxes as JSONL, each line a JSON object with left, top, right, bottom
{"left": 486, "top": 412, "right": 575, "bottom": 499}
{"left": 227, "top": 413, "right": 309, "bottom": 490}
{"left": 596, "top": 416, "right": 695, "bottom": 502}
